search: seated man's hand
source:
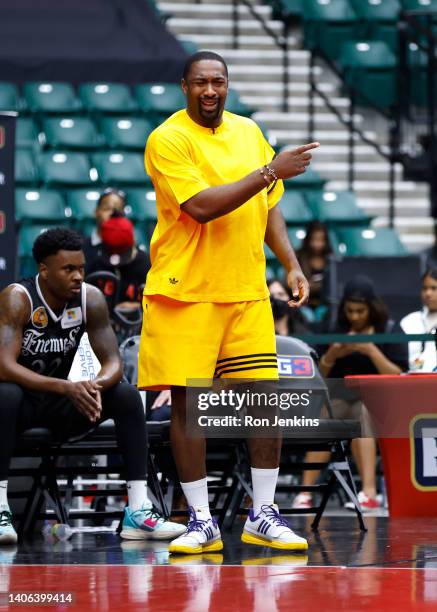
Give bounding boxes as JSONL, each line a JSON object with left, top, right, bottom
{"left": 151, "top": 389, "right": 171, "bottom": 410}
{"left": 64, "top": 380, "right": 103, "bottom": 423}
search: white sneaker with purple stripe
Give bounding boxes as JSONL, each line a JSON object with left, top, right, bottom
{"left": 168, "top": 507, "right": 223, "bottom": 555}
{"left": 241, "top": 504, "right": 308, "bottom": 550}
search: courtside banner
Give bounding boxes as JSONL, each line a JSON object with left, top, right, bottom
{"left": 0, "top": 112, "right": 17, "bottom": 289}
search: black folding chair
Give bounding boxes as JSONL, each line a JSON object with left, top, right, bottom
{"left": 219, "top": 335, "right": 366, "bottom": 531}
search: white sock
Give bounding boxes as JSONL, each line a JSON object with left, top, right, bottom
{"left": 251, "top": 467, "right": 279, "bottom": 515}
{"left": 0, "top": 481, "right": 8, "bottom": 510}
{"left": 180, "top": 477, "right": 211, "bottom": 518}
{"left": 126, "top": 481, "right": 149, "bottom": 512}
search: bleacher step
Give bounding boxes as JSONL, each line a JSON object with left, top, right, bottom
{"left": 177, "top": 33, "right": 290, "bottom": 50}
{"left": 168, "top": 17, "right": 283, "bottom": 35}
{"left": 160, "top": 2, "right": 271, "bottom": 19}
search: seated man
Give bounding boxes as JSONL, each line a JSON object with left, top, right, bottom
{"left": 0, "top": 227, "right": 184, "bottom": 545}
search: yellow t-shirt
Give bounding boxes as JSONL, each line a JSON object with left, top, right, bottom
{"left": 144, "top": 109, "right": 284, "bottom": 302}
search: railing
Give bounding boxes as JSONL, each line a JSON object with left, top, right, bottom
{"left": 231, "top": 0, "right": 291, "bottom": 112}
{"left": 296, "top": 333, "right": 436, "bottom": 345}
{"left": 228, "top": 2, "right": 437, "bottom": 230}
{"left": 307, "top": 51, "right": 398, "bottom": 227}
{"left": 398, "top": 9, "right": 437, "bottom": 220}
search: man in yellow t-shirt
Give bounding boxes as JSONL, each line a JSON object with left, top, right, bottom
{"left": 138, "top": 50, "right": 320, "bottom": 555}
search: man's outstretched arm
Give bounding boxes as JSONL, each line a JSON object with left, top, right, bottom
{"left": 181, "top": 143, "right": 319, "bottom": 224}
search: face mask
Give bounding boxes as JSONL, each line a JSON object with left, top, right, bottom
{"left": 270, "top": 296, "right": 289, "bottom": 320}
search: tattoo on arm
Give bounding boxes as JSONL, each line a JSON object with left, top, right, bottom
{"left": 0, "top": 287, "right": 30, "bottom": 358}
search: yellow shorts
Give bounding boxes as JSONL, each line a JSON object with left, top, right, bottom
{"left": 137, "top": 295, "right": 278, "bottom": 390}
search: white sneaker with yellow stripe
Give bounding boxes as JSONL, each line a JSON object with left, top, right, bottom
{"left": 168, "top": 507, "right": 223, "bottom": 555}
{"left": 241, "top": 504, "right": 308, "bottom": 551}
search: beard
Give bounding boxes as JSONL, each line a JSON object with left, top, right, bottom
{"left": 198, "top": 99, "right": 222, "bottom": 122}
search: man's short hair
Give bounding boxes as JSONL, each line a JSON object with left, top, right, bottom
{"left": 182, "top": 51, "right": 228, "bottom": 81}
{"left": 32, "top": 227, "right": 83, "bottom": 264}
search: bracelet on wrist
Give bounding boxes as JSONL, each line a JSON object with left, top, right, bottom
{"left": 259, "top": 167, "right": 273, "bottom": 186}
{"left": 264, "top": 164, "right": 279, "bottom": 182}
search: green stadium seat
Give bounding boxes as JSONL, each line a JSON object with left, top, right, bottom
{"left": 41, "top": 117, "right": 103, "bottom": 150}
{"left": 282, "top": 165, "right": 328, "bottom": 193}
{"left": 19, "top": 225, "right": 52, "bottom": 277}
{"left": 92, "top": 152, "right": 146, "bottom": 185}
{"left": 15, "top": 149, "right": 38, "bottom": 184}
{"left": 65, "top": 189, "right": 101, "bottom": 232}
{"left": 264, "top": 244, "right": 283, "bottom": 276}
{"left": 225, "top": 89, "right": 254, "bottom": 116}
{"left": 278, "top": 191, "right": 314, "bottom": 226}
{"left": 339, "top": 41, "right": 397, "bottom": 108}
{"left": 302, "top": 0, "right": 360, "bottom": 59}
{"left": 124, "top": 188, "right": 157, "bottom": 222}
{"left": 23, "top": 82, "right": 82, "bottom": 114}
{"left": 336, "top": 227, "right": 407, "bottom": 256}
{"left": 124, "top": 188, "right": 157, "bottom": 239}
{"left": 287, "top": 227, "right": 309, "bottom": 250}
{"left": 351, "top": 0, "right": 401, "bottom": 51}
{"left": 265, "top": 265, "right": 276, "bottom": 281}
{"left": 38, "top": 152, "right": 93, "bottom": 186}
{"left": 269, "top": 0, "right": 304, "bottom": 22}
{"left": 402, "top": 0, "right": 437, "bottom": 7}
{"left": 15, "top": 189, "right": 66, "bottom": 225}
{"left": 0, "top": 82, "right": 23, "bottom": 112}
{"left": 305, "top": 190, "right": 373, "bottom": 226}
{"left": 180, "top": 39, "right": 199, "bottom": 55}
{"left": 407, "top": 43, "right": 437, "bottom": 106}
{"left": 135, "top": 83, "right": 185, "bottom": 123}
{"left": 16, "top": 118, "right": 39, "bottom": 150}
{"left": 78, "top": 83, "right": 138, "bottom": 114}
{"left": 100, "top": 117, "right": 154, "bottom": 150}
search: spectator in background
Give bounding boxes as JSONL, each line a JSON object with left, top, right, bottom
{"left": 293, "top": 276, "right": 408, "bottom": 512}
{"left": 268, "top": 278, "right": 309, "bottom": 336}
{"left": 83, "top": 188, "right": 127, "bottom": 274}
{"left": 297, "top": 221, "right": 331, "bottom": 325}
{"left": 87, "top": 213, "right": 150, "bottom": 312}
{"left": 401, "top": 267, "right": 437, "bottom": 372}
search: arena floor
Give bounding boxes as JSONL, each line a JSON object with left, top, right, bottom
{"left": 2, "top": 516, "right": 437, "bottom": 610}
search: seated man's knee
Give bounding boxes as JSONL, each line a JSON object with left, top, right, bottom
{"left": 0, "top": 383, "right": 24, "bottom": 417}
{"left": 104, "top": 382, "right": 144, "bottom": 416}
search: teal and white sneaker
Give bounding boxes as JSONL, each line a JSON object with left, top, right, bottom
{"left": 120, "top": 501, "right": 186, "bottom": 540}
{"left": 0, "top": 508, "right": 18, "bottom": 545}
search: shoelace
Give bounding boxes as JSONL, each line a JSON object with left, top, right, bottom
{"left": 133, "top": 506, "right": 163, "bottom": 523}
{"left": 0, "top": 511, "right": 12, "bottom": 527}
{"left": 261, "top": 505, "right": 291, "bottom": 528}
{"left": 186, "top": 508, "right": 211, "bottom": 534}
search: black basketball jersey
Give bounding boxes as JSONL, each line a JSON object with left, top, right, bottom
{"left": 14, "top": 276, "right": 87, "bottom": 380}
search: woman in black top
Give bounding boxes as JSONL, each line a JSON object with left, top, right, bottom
{"left": 297, "top": 221, "right": 332, "bottom": 324}
{"left": 293, "top": 276, "right": 408, "bottom": 511}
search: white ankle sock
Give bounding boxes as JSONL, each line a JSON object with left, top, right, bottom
{"left": 180, "top": 477, "right": 211, "bottom": 518}
{"left": 251, "top": 467, "right": 279, "bottom": 515}
{"left": 126, "top": 481, "right": 149, "bottom": 512}
{"left": 0, "top": 481, "right": 8, "bottom": 510}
